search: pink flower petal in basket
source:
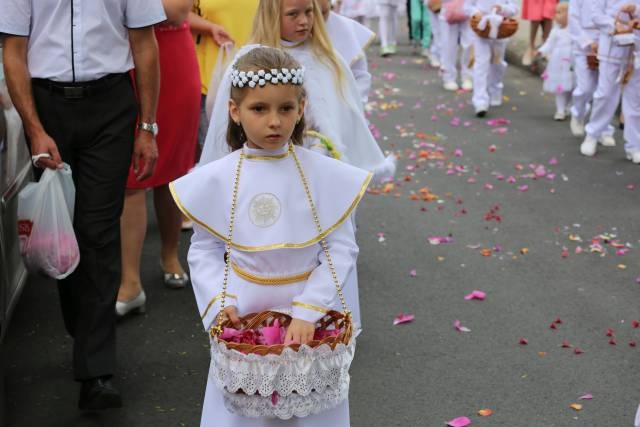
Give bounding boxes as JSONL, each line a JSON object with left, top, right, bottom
{"left": 464, "top": 290, "right": 486, "bottom": 301}
{"left": 447, "top": 416, "right": 472, "bottom": 426}
{"left": 262, "top": 325, "right": 283, "bottom": 345}
{"left": 220, "top": 327, "right": 243, "bottom": 341}
{"left": 394, "top": 313, "right": 415, "bottom": 325}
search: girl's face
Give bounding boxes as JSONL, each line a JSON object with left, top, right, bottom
{"left": 229, "top": 84, "right": 305, "bottom": 151}
{"left": 555, "top": 5, "right": 568, "bottom": 27}
{"left": 280, "top": 0, "right": 315, "bottom": 43}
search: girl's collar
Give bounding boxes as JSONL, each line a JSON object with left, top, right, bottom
{"left": 243, "top": 142, "right": 291, "bottom": 160}
{"left": 281, "top": 39, "right": 306, "bottom": 49}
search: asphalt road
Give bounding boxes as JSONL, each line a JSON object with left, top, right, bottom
{"left": 3, "top": 43, "right": 640, "bottom": 427}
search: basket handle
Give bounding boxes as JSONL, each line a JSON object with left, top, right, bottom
{"left": 211, "top": 144, "right": 351, "bottom": 337}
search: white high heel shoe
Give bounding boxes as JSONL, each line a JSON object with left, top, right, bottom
{"left": 115, "top": 290, "right": 146, "bottom": 317}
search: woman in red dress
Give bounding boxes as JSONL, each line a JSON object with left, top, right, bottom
{"left": 116, "top": 0, "right": 201, "bottom": 315}
{"left": 521, "top": 0, "right": 558, "bottom": 66}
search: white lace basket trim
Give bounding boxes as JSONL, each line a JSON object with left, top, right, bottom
{"left": 210, "top": 337, "right": 356, "bottom": 397}
{"left": 222, "top": 375, "right": 350, "bottom": 419}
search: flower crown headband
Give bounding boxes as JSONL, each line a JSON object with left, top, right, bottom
{"left": 230, "top": 67, "right": 305, "bottom": 88}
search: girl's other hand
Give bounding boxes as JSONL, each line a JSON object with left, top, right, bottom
{"left": 211, "top": 23, "right": 234, "bottom": 46}
{"left": 223, "top": 306, "right": 242, "bottom": 328}
{"left": 285, "top": 319, "right": 315, "bottom": 345}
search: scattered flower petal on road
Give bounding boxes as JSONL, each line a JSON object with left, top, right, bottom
{"left": 393, "top": 313, "right": 415, "bottom": 325}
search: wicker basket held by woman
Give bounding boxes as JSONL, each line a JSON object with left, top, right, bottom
{"left": 470, "top": 10, "right": 518, "bottom": 39}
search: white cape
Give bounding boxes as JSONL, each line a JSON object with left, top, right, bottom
{"left": 199, "top": 43, "right": 395, "bottom": 181}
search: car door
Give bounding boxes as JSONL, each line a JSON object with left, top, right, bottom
{"left": 0, "top": 46, "right": 32, "bottom": 341}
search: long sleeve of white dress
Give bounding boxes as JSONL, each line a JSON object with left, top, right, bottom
{"left": 591, "top": 0, "right": 614, "bottom": 33}
{"left": 537, "top": 28, "right": 558, "bottom": 57}
{"left": 569, "top": 0, "right": 596, "bottom": 51}
{"left": 291, "top": 219, "right": 359, "bottom": 323}
{"left": 351, "top": 56, "right": 372, "bottom": 105}
{"left": 188, "top": 224, "right": 240, "bottom": 332}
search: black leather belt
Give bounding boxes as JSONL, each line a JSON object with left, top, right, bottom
{"left": 31, "top": 73, "right": 130, "bottom": 100}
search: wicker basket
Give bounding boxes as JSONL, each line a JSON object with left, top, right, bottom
{"left": 586, "top": 54, "right": 599, "bottom": 71}
{"left": 208, "top": 144, "right": 356, "bottom": 419}
{"left": 213, "top": 310, "right": 353, "bottom": 355}
{"left": 427, "top": 0, "right": 441, "bottom": 13}
{"left": 470, "top": 14, "right": 519, "bottom": 39}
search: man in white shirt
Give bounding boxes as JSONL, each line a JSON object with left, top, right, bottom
{"left": 1, "top": 0, "right": 165, "bottom": 410}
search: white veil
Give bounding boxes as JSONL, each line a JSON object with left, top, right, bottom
{"left": 198, "top": 43, "right": 396, "bottom": 181}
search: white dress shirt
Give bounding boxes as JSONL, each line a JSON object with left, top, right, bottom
{"left": 0, "top": 0, "right": 166, "bottom": 82}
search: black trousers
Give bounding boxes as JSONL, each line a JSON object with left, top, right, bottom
{"left": 31, "top": 75, "right": 137, "bottom": 381}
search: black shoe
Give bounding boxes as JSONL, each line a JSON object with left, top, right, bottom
{"left": 78, "top": 377, "right": 122, "bottom": 410}
{"left": 475, "top": 109, "right": 487, "bottom": 118}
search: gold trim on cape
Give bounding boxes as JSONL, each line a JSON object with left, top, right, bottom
{"left": 201, "top": 293, "right": 237, "bottom": 320}
{"left": 350, "top": 32, "right": 377, "bottom": 66}
{"left": 292, "top": 301, "right": 330, "bottom": 314}
{"left": 169, "top": 163, "right": 372, "bottom": 252}
{"left": 232, "top": 262, "right": 313, "bottom": 285}
{"left": 245, "top": 151, "right": 290, "bottom": 160}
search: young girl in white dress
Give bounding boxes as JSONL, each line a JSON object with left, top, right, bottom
{"left": 171, "top": 46, "right": 370, "bottom": 426}
{"left": 537, "top": 2, "right": 574, "bottom": 121}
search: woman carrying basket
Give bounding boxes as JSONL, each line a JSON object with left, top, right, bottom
{"left": 171, "top": 46, "right": 369, "bottom": 425}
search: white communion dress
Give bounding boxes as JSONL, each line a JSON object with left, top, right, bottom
{"left": 325, "top": 11, "right": 376, "bottom": 104}
{"left": 170, "top": 143, "right": 371, "bottom": 426}
{"left": 199, "top": 43, "right": 396, "bottom": 180}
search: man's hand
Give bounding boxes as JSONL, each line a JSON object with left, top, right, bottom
{"left": 30, "top": 130, "right": 63, "bottom": 169}
{"left": 132, "top": 132, "right": 158, "bottom": 181}
{"left": 285, "top": 318, "right": 315, "bottom": 345}
{"left": 210, "top": 23, "right": 234, "bottom": 46}
{"left": 590, "top": 42, "right": 599, "bottom": 54}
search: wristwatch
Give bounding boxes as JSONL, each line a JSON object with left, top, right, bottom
{"left": 138, "top": 122, "right": 159, "bottom": 137}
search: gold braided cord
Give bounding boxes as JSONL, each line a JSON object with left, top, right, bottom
{"left": 292, "top": 301, "right": 330, "bottom": 314}
{"left": 211, "top": 151, "right": 244, "bottom": 337}
{"left": 211, "top": 143, "right": 351, "bottom": 336}
{"left": 289, "top": 144, "right": 350, "bottom": 316}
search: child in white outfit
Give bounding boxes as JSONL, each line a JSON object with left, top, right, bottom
{"left": 568, "top": 0, "right": 615, "bottom": 143}
{"left": 580, "top": 0, "right": 635, "bottom": 157}
{"left": 377, "top": 0, "right": 405, "bottom": 55}
{"left": 537, "top": 3, "right": 574, "bottom": 121}
{"left": 466, "top": 0, "right": 519, "bottom": 117}
{"left": 440, "top": 0, "right": 474, "bottom": 91}
{"left": 621, "top": 3, "right": 640, "bottom": 163}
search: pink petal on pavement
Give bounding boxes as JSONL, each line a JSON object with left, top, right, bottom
{"left": 454, "top": 319, "right": 471, "bottom": 333}
{"left": 464, "top": 290, "right": 486, "bottom": 301}
{"left": 447, "top": 416, "right": 472, "bottom": 427}
{"left": 579, "top": 394, "right": 593, "bottom": 400}
{"left": 409, "top": 269, "right": 417, "bottom": 277}
{"left": 394, "top": 313, "right": 415, "bottom": 325}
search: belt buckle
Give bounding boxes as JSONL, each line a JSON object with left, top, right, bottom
{"left": 63, "top": 86, "right": 85, "bottom": 99}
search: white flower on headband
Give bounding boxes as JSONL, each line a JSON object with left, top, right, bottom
{"left": 230, "top": 67, "right": 305, "bottom": 88}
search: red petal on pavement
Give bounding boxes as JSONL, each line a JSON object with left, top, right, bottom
{"left": 608, "top": 338, "right": 617, "bottom": 345}
{"left": 629, "top": 341, "right": 637, "bottom": 347}
{"left": 573, "top": 347, "right": 584, "bottom": 354}
{"left": 632, "top": 320, "right": 640, "bottom": 328}
{"left": 561, "top": 340, "right": 572, "bottom": 348}
{"left": 550, "top": 323, "right": 557, "bottom": 330}
{"left": 606, "top": 328, "right": 614, "bottom": 337}
{"left": 554, "top": 318, "right": 563, "bottom": 324}
{"left": 519, "top": 338, "right": 528, "bottom": 345}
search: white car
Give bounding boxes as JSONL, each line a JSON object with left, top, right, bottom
{"left": 0, "top": 45, "right": 33, "bottom": 342}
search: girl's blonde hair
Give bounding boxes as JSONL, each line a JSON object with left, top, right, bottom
{"left": 227, "top": 47, "right": 307, "bottom": 151}
{"left": 250, "top": 0, "right": 345, "bottom": 92}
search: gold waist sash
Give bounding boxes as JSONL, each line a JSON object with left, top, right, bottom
{"left": 231, "top": 262, "right": 314, "bottom": 285}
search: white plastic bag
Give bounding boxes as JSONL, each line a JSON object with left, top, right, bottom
{"left": 17, "top": 164, "right": 79, "bottom": 279}
{"left": 205, "top": 42, "right": 236, "bottom": 121}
